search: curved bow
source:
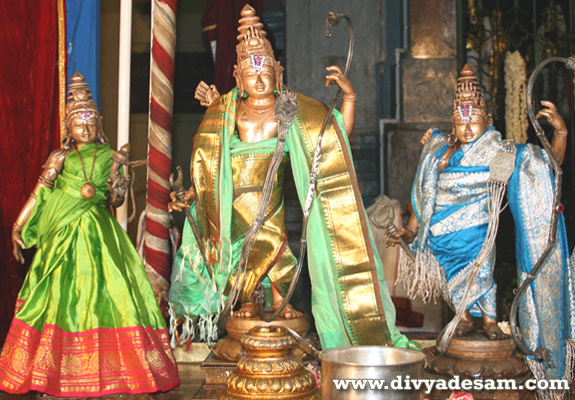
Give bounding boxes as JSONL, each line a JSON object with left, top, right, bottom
{"left": 509, "top": 55, "right": 575, "bottom": 366}
{"left": 261, "top": 11, "right": 355, "bottom": 322}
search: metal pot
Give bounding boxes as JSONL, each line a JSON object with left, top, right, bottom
{"left": 285, "top": 328, "right": 425, "bottom": 399}
{"left": 321, "top": 346, "right": 425, "bottom": 399}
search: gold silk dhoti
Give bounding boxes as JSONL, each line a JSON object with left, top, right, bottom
{"left": 170, "top": 88, "right": 412, "bottom": 350}
{"left": 229, "top": 152, "right": 296, "bottom": 301}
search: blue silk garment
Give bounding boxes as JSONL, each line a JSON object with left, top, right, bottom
{"left": 410, "top": 127, "right": 575, "bottom": 381}
{"left": 411, "top": 128, "right": 500, "bottom": 318}
{"left": 508, "top": 143, "right": 575, "bottom": 380}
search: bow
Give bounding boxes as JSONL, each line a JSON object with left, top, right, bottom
{"left": 509, "top": 55, "right": 575, "bottom": 366}
{"left": 261, "top": 11, "right": 355, "bottom": 322}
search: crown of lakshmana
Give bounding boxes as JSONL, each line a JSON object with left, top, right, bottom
{"left": 65, "top": 72, "right": 99, "bottom": 121}
{"left": 453, "top": 64, "right": 486, "bottom": 122}
{"left": 236, "top": 5, "right": 276, "bottom": 72}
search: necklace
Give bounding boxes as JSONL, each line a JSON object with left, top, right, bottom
{"left": 72, "top": 143, "right": 98, "bottom": 199}
{"left": 241, "top": 99, "right": 275, "bottom": 115}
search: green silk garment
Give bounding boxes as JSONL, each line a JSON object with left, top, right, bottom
{"left": 0, "top": 143, "right": 179, "bottom": 397}
{"left": 170, "top": 88, "right": 412, "bottom": 350}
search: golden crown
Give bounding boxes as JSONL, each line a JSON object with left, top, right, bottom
{"left": 454, "top": 64, "right": 486, "bottom": 111}
{"left": 65, "top": 72, "right": 99, "bottom": 122}
{"left": 236, "top": 5, "right": 276, "bottom": 71}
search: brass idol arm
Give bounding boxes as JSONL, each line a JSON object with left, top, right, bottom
{"left": 13, "top": 149, "right": 67, "bottom": 263}
{"left": 108, "top": 144, "right": 131, "bottom": 208}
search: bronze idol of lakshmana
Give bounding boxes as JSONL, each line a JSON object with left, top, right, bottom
{"left": 394, "top": 64, "right": 575, "bottom": 385}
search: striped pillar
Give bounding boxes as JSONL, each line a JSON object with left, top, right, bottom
{"left": 144, "top": 0, "right": 177, "bottom": 311}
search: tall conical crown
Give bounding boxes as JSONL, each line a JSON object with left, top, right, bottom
{"left": 453, "top": 64, "right": 486, "bottom": 112}
{"left": 235, "top": 5, "right": 276, "bottom": 71}
{"left": 62, "top": 72, "right": 107, "bottom": 147}
{"left": 65, "top": 72, "right": 99, "bottom": 121}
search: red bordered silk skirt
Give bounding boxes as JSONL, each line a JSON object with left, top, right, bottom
{"left": 0, "top": 191, "right": 180, "bottom": 396}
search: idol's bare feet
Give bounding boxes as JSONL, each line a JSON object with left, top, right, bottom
{"left": 483, "top": 315, "right": 505, "bottom": 339}
{"left": 275, "top": 303, "right": 304, "bottom": 319}
{"left": 455, "top": 311, "right": 474, "bottom": 337}
{"left": 236, "top": 301, "right": 257, "bottom": 318}
{"left": 271, "top": 284, "right": 304, "bottom": 319}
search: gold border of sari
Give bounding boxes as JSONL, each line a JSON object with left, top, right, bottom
{"left": 0, "top": 319, "right": 179, "bottom": 396}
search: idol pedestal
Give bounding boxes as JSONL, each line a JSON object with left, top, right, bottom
{"left": 425, "top": 331, "right": 532, "bottom": 400}
{"left": 193, "top": 313, "right": 310, "bottom": 399}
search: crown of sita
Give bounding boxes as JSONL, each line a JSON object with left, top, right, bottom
{"left": 65, "top": 72, "right": 99, "bottom": 122}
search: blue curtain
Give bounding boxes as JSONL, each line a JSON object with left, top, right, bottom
{"left": 66, "top": 0, "right": 100, "bottom": 109}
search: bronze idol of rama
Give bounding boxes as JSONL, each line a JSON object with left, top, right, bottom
{"left": 168, "top": 4, "right": 415, "bottom": 359}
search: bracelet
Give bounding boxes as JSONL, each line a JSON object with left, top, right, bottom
{"left": 38, "top": 175, "right": 55, "bottom": 188}
{"left": 406, "top": 225, "right": 418, "bottom": 234}
{"left": 554, "top": 129, "right": 568, "bottom": 137}
{"left": 343, "top": 92, "right": 357, "bottom": 102}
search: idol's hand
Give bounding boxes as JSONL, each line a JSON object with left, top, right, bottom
{"left": 168, "top": 187, "right": 196, "bottom": 213}
{"left": 386, "top": 210, "right": 418, "bottom": 247}
{"left": 325, "top": 65, "right": 354, "bottom": 96}
{"left": 12, "top": 224, "right": 25, "bottom": 264}
{"left": 536, "top": 100, "right": 567, "bottom": 134}
{"left": 108, "top": 174, "right": 131, "bottom": 202}
{"left": 108, "top": 144, "right": 131, "bottom": 207}
{"left": 195, "top": 81, "right": 221, "bottom": 107}
{"left": 326, "top": 65, "right": 356, "bottom": 137}
{"left": 386, "top": 227, "right": 417, "bottom": 247}
{"left": 537, "top": 100, "right": 568, "bottom": 164}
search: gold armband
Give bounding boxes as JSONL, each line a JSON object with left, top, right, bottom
{"left": 343, "top": 92, "right": 357, "bottom": 102}
{"left": 554, "top": 129, "right": 568, "bottom": 137}
{"left": 37, "top": 149, "right": 66, "bottom": 189}
{"left": 38, "top": 167, "right": 59, "bottom": 188}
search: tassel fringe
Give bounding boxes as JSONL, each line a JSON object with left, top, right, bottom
{"left": 525, "top": 357, "right": 550, "bottom": 400}
{"left": 168, "top": 291, "right": 225, "bottom": 349}
{"left": 168, "top": 302, "right": 177, "bottom": 349}
{"left": 397, "top": 246, "right": 446, "bottom": 303}
{"left": 563, "top": 339, "right": 575, "bottom": 384}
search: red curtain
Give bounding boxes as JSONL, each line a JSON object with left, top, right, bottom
{"left": 202, "top": 0, "right": 263, "bottom": 94}
{"left": 0, "top": 1, "right": 61, "bottom": 345}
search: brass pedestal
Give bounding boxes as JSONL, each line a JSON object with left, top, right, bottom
{"left": 426, "top": 331, "right": 531, "bottom": 400}
{"left": 37, "top": 395, "right": 154, "bottom": 399}
{"left": 213, "top": 313, "right": 310, "bottom": 362}
{"left": 221, "top": 326, "right": 319, "bottom": 399}
{"left": 194, "top": 313, "right": 311, "bottom": 399}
